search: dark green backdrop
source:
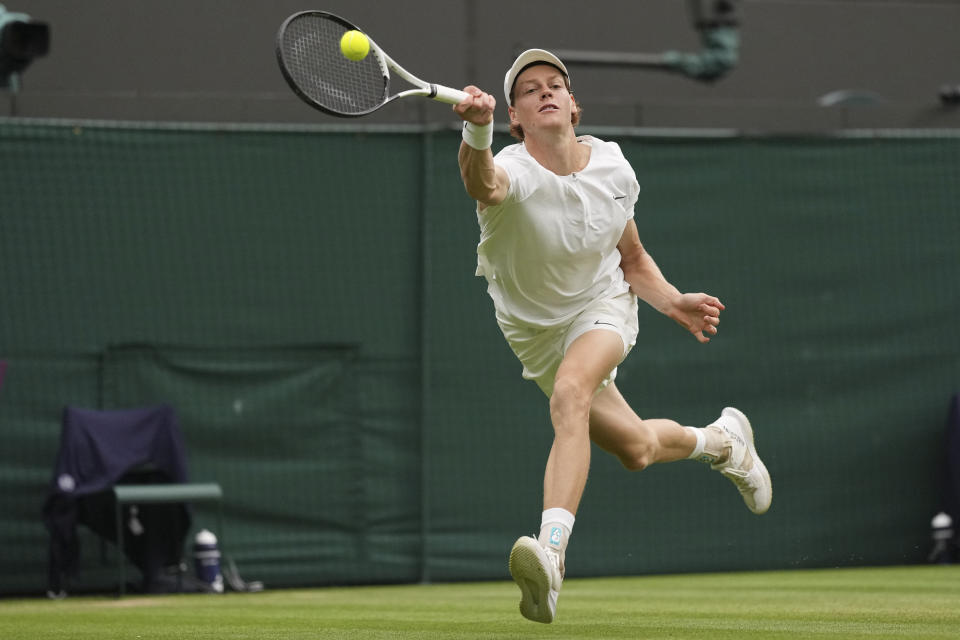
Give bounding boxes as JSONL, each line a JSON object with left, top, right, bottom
{"left": 1, "top": 120, "right": 958, "bottom": 594}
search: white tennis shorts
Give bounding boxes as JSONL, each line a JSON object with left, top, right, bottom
{"left": 497, "top": 291, "right": 640, "bottom": 397}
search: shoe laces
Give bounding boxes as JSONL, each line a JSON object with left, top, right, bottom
{"left": 719, "top": 449, "right": 759, "bottom": 495}
{"left": 710, "top": 423, "right": 747, "bottom": 470}
{"left": 543, "top": 546, "right": 564, "bottom": 587}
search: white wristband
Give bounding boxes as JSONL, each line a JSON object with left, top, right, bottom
{"left": 462, "top": 121, "right": 493, "bottom": 150}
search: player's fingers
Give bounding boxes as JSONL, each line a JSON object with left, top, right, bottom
{"left": 453, "top": 93, "right": 471, "bottom": 115}
{"left": 698, "top": 294, "right": 724, "bottom": 310}
{"left": 462, "top": 88, "right": 493, "bottom": 110}
{"left": 456, "top": 86, "right": 483, "bottom": 109}
{"left": 454, "top": 90, "right": 493, "bottom": 124}
{"left": 471, "top": 96, "right": 496, "bottom": 125}
{"left": 467, "top": 87, "right": 495, "bottom": 110}
{"left": 700, "top": 303, "right": 721, "bottom": 318}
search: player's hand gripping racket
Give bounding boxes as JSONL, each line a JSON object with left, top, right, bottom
{"left": 276, "top": 10, "right": 469, "bottom": 117}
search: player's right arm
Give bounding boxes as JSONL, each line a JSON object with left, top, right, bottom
{"left": 454, "top": 86, "right": 509, "bottom": 208}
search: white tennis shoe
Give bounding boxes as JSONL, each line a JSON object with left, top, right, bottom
{"left": 708, "top": 407, "right": 772, "bottom": 514}
{"left": 508, "top": 536, "right": 563, "bottom": 624}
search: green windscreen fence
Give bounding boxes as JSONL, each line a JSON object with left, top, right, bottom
{"left": 0, "top": 120, "right": 958, "bottom": 594}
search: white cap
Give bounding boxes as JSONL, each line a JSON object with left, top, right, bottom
{"left": 932, "top": 512, "right": 953, "bottom": 528}
{"left": 503, "top": 48, "right": 569, "bottom": 105}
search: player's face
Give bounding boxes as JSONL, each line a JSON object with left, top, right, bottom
{"left": 509, "top": 65, "right": 574, "bottom": 136}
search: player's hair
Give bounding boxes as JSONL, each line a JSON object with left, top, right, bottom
{"left": 508, "top": 70, "right": 582, "bottom": 141}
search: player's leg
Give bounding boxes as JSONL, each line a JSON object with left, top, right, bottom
{"left": 544, "top": 328, "right": 624, "bottom": 513}
{"left": 510, "top": 328, "right": 623, "bottom": 624}
{"left": 588, "top": 382, "right": 696, "bottom": 470}
{"left": 589, "top": 384, "right": 772, "bottom": 514}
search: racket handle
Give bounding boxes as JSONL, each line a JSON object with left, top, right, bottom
{"left": 430, "top": 84, "right": 470, "bottom": 105}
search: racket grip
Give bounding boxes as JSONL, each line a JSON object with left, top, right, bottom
{"left": 430, "top": 84, "right": 470, "bottom": 105}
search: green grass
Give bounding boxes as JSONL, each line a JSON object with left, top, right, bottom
{"left": 2, "top": 566, "right": 959, "bottom": 639}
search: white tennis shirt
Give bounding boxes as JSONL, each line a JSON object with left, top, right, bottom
{"left": 475, "top": 135, "right": 641, "bottom": 328}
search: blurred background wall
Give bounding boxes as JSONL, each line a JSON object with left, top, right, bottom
{"left": 4, "top": 0, "right": 960, "bottom": 131}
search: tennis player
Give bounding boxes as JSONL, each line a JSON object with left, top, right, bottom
{"left": 453, "top": 49, "right": 772, "bottom": 624}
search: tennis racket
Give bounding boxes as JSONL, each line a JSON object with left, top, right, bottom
{"left": 276, "top": 10, "right": 469, "bottom": 117}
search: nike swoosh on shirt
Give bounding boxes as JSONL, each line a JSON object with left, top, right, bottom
{"left": 612, "top": 194, "right": 627, "bottom": 200}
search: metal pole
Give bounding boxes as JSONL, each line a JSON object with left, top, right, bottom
{"left": 547, "top": 49, "right": 673, "bottom": 70}
{"left": 115, "top": 499, "right": 126, "bottom": 597}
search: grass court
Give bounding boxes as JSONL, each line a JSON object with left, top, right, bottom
{"left": 3, "top": 565, "right": 958, "bottom": 639}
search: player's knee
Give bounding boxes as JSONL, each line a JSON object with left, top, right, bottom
{"left": 550, "top": 376, "right": 591, "bottom": 429}
{"left": 619, "top": 445, "right": 654, "bottom": 472}
{"left": 618, "top": 425, "right": 657, "bottom": 471}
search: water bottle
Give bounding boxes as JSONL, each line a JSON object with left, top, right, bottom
{"left": 928, "top": 512, "right": 955, "bottom": 565}
{"left": 193, "top": 529, "right": 224, "bottom": 592}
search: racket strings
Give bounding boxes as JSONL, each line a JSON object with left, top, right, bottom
{"left": 280, "top": 15, "right": 387, "bottom": 116}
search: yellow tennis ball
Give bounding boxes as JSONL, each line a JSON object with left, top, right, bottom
{"left": 340, "top": 30, "right": 370, "bottom": 61}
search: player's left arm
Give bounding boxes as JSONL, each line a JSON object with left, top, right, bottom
{"left": 617, "top": 219, "right": 724, "bottom": 344}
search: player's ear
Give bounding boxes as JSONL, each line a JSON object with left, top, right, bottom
{"left": 508, "top": 104, "right": 517, "bottom": 123}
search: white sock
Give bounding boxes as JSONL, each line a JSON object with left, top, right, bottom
{"left": 685, "top": 426, "right": 705, "bottom": 460}
{"left": 686, "top": 424, "right": 728, "bottom": 465}
{"left": 539, "top": 507, "right": 575, "bottom": 554}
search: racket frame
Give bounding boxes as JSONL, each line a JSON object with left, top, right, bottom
{"left": 276, "top": 10, "right": 468, "bottom": 117}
